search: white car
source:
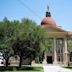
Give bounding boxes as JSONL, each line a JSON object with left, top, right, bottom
{"left": 0, "top": 59, "right": 4, "bottom": 66}
{"left": 0, "top": 54, "right": 5, "bottom": 66}
{"left": 0, "top": 51, "right": 5, "bottom": 66}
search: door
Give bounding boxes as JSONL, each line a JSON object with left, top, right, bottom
{"left": 47, "top": 56, "right": 53, "bottom": 64}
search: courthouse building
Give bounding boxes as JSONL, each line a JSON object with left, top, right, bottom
{"left": 9, "top": 6, "right": 72, "bottom": 66}
{"left": 41, "top": 6, "right": 72, "bottom": 66}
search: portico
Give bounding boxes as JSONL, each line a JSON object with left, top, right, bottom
{"left": 42, "top": 31, "right": 69, "bottom": 66}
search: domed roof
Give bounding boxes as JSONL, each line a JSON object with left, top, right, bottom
{"left": 41, "top": 17, "right": 56, "bottom": 27}
{"left": 41, "top": 6, "right": 56, "bottom": 27}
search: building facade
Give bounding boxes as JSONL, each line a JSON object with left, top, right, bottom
{"left": 41, "top": 6, "right": 72, "bottom": 66}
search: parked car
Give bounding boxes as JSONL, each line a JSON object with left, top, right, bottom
{"left": 0, "top": 59, "right": 4, "bottom": 66}
{"left": 0, "top": 52, "right": 5, "bottom": 66}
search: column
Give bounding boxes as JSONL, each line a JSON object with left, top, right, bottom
{"left": 53, "top": 38, "right": 57, "bottom": 64}
{"left": 64, "top": 37, "right": 68, "bottom": 66}
{"left": 42, "top": 52, "right": 47, "bottom": 64}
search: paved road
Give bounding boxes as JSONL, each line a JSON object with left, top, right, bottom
{"left": 43, "top": 65, "right": 72, "bottom": 72}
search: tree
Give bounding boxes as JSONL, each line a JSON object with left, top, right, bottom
{"left": 0, "top": 17, "right": 48, "bottom": 67}
{"left": 68, "top": 39, "right": 72, "bottom": 52}
{"left": 0, "top": 17, "right": 19, "bottom": 67}
{"left": 12, "top": 18, "right": 48, "bottom": 67}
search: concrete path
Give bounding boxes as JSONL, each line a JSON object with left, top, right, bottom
{"left": 43, "top": 65, "right": 72, "bottom": 72}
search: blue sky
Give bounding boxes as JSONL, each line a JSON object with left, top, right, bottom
{"left": 0, "top": 0, "right": 72, "bottom": 31}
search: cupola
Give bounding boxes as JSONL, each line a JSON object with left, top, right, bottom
{"left": 41, "top": 6, "right": 56, "bottom": 27}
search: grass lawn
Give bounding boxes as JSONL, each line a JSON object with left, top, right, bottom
{"left": 4, "top": 71, "right": 43, "bottom": 72}
{"left": 65, "top": 67, "right": 72, "bottom": 70}
{"left": 0, "top": 66, "right": 44, "bottom": 72}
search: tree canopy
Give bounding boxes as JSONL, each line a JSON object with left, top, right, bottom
{"left": 68, "top": 39, "right": 72, "bottom": 52}
{"left": 0, "top": 17, "right": 48, "bottom": 67}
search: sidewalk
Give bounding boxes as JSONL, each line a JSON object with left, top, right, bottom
{"left": 43, "top": 64, "right": 72, "bottom": 72}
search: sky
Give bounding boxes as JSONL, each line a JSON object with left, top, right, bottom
{"left": 0, "top": 0, "right": 72, "bottom": 31}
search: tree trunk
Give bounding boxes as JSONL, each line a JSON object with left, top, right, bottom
{"left": 6, "top": 57, "right": 9, "bottom": 67}
{"left": 19, "top": 51, "right": 23, "bottom": 68}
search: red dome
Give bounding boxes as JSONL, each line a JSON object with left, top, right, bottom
{"left": 41, "top": 17, "right": 56, "bottom": 27}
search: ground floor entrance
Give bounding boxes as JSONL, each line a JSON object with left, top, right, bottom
{"left": 47, "top": 56, "right": 53, "bottom": 64}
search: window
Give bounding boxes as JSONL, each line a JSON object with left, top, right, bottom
{"left": 57, "top": 55, "right": 63, "bottom": 62}
{"left": 57, "top": 56, "right": 60, "bottom": 62}
{"left": 70, "top": 52, "right": 72, "bottom": 62}
{"left": 70, "top": 58, "right": 72, "bottom": 62}
{"left": 56, "top": 38, "right": 63, "bottom": 53}
{"left": 56, "top": 38, "right": 64, "bottom": 62}
{"left": 1, "top": 62, "right": 3, "bottom": 64}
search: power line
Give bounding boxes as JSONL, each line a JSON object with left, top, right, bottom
{"left": 17, "top": 0, "right": 42, "bottom": 19}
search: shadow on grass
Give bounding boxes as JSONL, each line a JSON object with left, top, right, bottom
{"left": 0, "top": 66, "right": 43, "bottom": 71}
{"left": 65, "top": 67, "right": 72, "bottom": 69}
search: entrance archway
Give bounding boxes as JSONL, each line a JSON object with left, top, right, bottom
{"left": 47, "top": 56, "right": 53, "bottom": 64}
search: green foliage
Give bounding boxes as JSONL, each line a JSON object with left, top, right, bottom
{"left": 13, "top": 18, "right": 48, "bottom": 55}
{"left": 0, "top": 17, "right": 48, "bottom": 66}
{"left": 0, "top": 66, "right": 43, "bottom": 71}
{"left": 0, "top": 17, "right": 14, "bottom": 57}
{"left": 65, "top": 67, "right": 72, "bottom": 69}
{"left": 0, "top": 17, "right": 19, "bottom": 66}
{"left": 68, "top": 39, "right": 72, "bottom": 52}
{"left": 47, "top": 38, "right": 54, "bottom": 53}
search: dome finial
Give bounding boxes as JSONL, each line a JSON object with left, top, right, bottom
{"left": 47, "top": 5, "right": 49, "bottom": 12}
{"left": 46, "top": 5, "right": 51, "bottom": 17}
